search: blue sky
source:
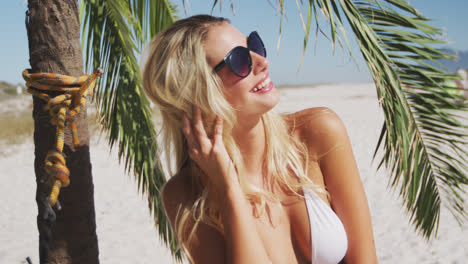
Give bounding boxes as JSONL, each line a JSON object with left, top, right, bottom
{"left": 1, "top": 0, "right": 467, "bottom": 86}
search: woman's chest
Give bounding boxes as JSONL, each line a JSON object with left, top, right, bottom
{"left": 252, "top": 194, "right": 314, "bottom": 264}
{"left": 252, "top": 162, "right": 332, "bottom": 263}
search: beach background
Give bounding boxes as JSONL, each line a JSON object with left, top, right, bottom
{"left": 1, "top": 1, "right": 467, "bottom": 262}
{"left": 1, "top": 82, "right": 467, "bottom": 264}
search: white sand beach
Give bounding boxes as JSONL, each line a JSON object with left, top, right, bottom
{"left": 1, "top": 83, "right": 467, "bottom": 264}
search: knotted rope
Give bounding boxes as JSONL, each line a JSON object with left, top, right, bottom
{"left": 23, "top": 68, "right": 103, "bottom": 264}
{"left": 23, "top": 68, "right": 103, "bottom": 207}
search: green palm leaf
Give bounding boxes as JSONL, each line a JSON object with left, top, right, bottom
{"left": 80, "top": 0, "right": 181, "bottom": 259}
{"left": 293, "top": 0, "right": 468, "bottom": 238}
{"left": 218, "top": 0, "right": 468, "bottom": 239}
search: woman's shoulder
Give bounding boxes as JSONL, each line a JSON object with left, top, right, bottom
{"left": 161, "top": 166, "right": 193, "bottom": 219}
{"left": 283, "top": 106, "right": 338, "bottom": 122}
{"left": 282, "top": 107, "right": 349, "bottom": 157}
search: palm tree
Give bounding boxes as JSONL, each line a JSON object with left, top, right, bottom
{"left": 25, "top": 0, "right": 98, "bottom": 263}
{"left": 30, "top": 0, "right": 465, "bottom": 263}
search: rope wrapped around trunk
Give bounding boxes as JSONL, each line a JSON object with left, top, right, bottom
{"left": 22, "top": 67, "right": 103, "bottom": 208}
{"left": 22, "top": 68, "right": 103, "bottom": 264}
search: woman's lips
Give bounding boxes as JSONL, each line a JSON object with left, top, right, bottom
{"left": 255, "top": 80, "right": 273, "bottom": 94}
{"left": 251, "top": 76, "right": 272, "bottom": 93}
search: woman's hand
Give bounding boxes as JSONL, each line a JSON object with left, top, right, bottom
{"left": 182, "top": 106, "right": 238, "bottom": 191}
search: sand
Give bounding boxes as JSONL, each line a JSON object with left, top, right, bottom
{"left": 1, "top": 83, "right": 467, "bottom": 263}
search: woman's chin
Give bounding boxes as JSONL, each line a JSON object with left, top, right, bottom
{"left": 261, "top": 87, "right": 280, "bottom": 110}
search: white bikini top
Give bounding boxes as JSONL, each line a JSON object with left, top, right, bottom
{"left": 303, "top": 188, "right": 348, "bottom": 264}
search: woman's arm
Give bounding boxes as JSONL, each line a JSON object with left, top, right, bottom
{"left": 162, "top": 173, "right": 271, "bottom": 264}
{"left": 300, "top": 107, "right": 378, "bottom": 263}
{"left": 162, "top": 106, "right": 271, "bottom": 264}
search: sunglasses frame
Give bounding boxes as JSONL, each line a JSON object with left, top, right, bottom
{"left": 213, "top": 31, "right": 266, "bottom": 77}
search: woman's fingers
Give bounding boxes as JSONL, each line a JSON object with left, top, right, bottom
{"left": 183, "top": 107, "right": 214, "bottom": 160}
{"left": 193, "top": 105, "right": 207, "bottom": 137}
{"left": 213, "top": 116, "right": 224, "bottom": 144}
{"left": 192, "top": 105, "right": 212, "bottom": 155}
{"left": 182, "top": 113, "right": 200, "bottom": 157}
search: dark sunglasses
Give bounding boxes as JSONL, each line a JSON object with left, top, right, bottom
{"left": 213, "top": 31, "right": 266, "bottom": 77}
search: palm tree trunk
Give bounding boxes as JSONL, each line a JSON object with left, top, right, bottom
{"left": 26, "top": 0, "right": 99, "bottom": 263}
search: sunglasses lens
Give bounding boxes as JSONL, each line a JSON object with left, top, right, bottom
{"left": 248, "top": 32, "right": 266, "bottom": 57}
{"left": 229, "top": 47, "right": 251, "bottom": 77}
{"left": 213, "top": 32, "right": 266, "bottom": 77}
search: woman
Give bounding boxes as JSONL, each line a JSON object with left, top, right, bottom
{"left": 142, "top": 15, "right": 377, "bottom": 264}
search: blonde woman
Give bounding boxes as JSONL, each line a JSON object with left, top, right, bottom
{"left": 143, "top": 15, "right": 377, "bottom": 264}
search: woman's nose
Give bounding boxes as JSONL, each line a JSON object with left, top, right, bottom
{"left": 251, "top": 51, "right": 269, "bottom": 75}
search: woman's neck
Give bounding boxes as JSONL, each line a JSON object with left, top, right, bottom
{"left": 232, "top": 116, "right": 267, "bottom": 183}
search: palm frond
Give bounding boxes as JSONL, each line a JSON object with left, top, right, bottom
{"left": 208, "top": 0, "right": 468, "bottom": 241}
{"left": 294, "top": 0, "right": 355, "bottom": 67}
{"left": 81, "top": 0, "right": 181, "bottom": 260}
{"left": 294, "top": 0, "right": 468, "bottom": 238}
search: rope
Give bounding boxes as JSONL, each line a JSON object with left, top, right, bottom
{"left": 23, "top": 68, "right": 103, "bottom": 207}
{"left": 23, "top": 68, "right": 102, "bottom": 264}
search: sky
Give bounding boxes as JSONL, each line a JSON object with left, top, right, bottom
{"left": 1, "top": 0, "right": 467, "bottom": 86}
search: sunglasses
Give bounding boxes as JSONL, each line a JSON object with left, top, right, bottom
{"left": 213, "top": 31, "right": 267, "bottom": 77}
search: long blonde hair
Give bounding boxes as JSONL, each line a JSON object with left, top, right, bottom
{"left": 142, "top": 14, "right": 320, "bottom": 261}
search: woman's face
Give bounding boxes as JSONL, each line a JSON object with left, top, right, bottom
{"left": 204, "top": 23, "right": 280, "bottom": 119}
